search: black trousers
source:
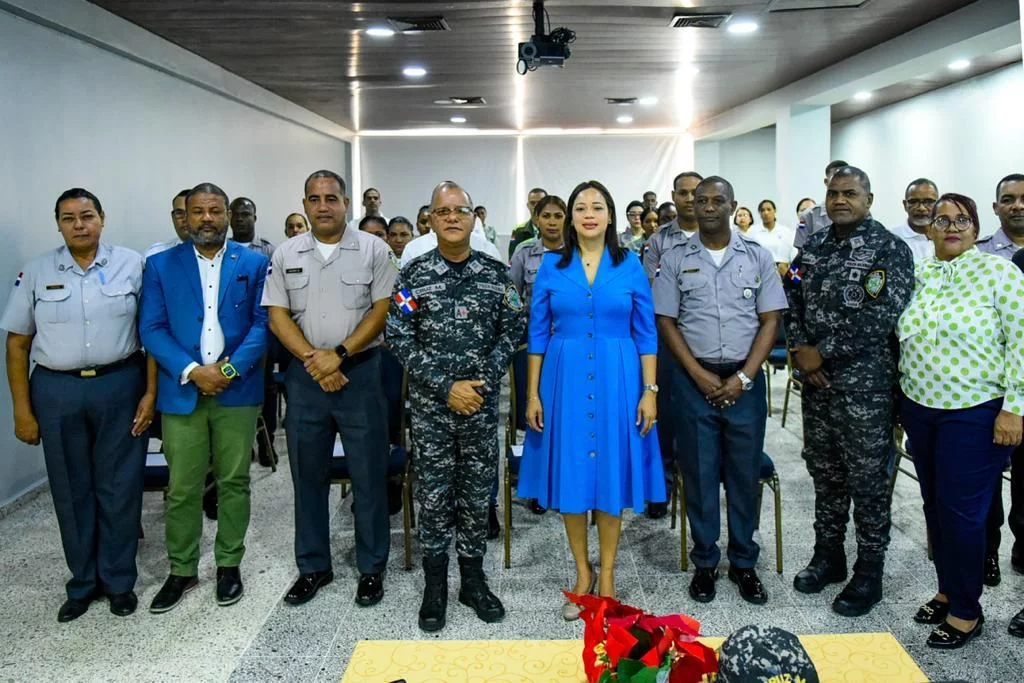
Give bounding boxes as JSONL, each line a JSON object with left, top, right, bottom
{"left": 31, "top": 362, "right": 147, "bottom": 599}
{"left": 985, "top": 444, "right": 1024, "bottom": 560}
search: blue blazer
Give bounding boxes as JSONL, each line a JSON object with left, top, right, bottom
{"left": 140, "top": 241, "right": 269, "bottom": 415}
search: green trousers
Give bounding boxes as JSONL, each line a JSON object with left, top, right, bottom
{"left": 162, "top": 397, "right": 259, "bottom": 575}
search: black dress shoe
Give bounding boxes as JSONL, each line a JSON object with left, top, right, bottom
{"left": 57, "top": 594, "right": 98, "bottom": 623}
{"left": 149, "top": 575, "right": 199, "bottom": 614}
{"left": 108, "top": 591, "right": 138, "bottom": 617}
{"left": 983, "top": 554, "right": 1001, "bottom": 587}
{"left": 914, "top": 598, "right": 949, "bottom": 625}
{"left": 284, "top": 571, "right": 334, "bottom": 606}
{"left": 793, "top": 550, "right": 847, "bottom": 594}
{"left": 927, "top": 617, "right": 984, "bottom": 649}
{"left": 689, "top": 568, "right": 719, "bottom": 603}
{"left": 487, "top": 504, "right": 500, "bottom": 540}
{"left": 728, "top": 567, "right": 768, "bottom": 605}
{"left": 386, "top": 479, "right": 404, "bottom": 516}
{"left": 356, "top": 572, "right": 384, "bottom": 607}
{"left": 528, "top": 499, "right": 547, "bottom": 515}
{"left": 216, "top": 567, "right": 244, "bottom": 606}
{"left": 1008, "top": 607, "right": 1024, "bottom": 638}
{"left": 646, "top": 502, "right": 668, "bottom": 520}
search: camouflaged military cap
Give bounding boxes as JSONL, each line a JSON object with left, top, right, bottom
{"left": 717, "top": 625, "right": 819, "bottom": 683}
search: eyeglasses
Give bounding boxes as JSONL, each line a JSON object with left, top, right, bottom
{"left": 905, "top": 198, "right": 937, "bottom": 209}
{"left": 431, "top": 206, "right": 474, "bottom": 218}
{"left": 932, "top": 215, "right": 973, "bottom": 231}
{"left": 626, "top": 211, "right": 643, "bottom": 218}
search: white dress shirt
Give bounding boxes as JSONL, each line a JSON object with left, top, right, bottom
{"left": 747, "top": 223, "right": 798, "bottom": 264}
{"left": 399, "top": 223, "right": 503, "bottom": 267}
{"left": 890, "top": 221, "right": 935, "bottom": 261}
{"left": 180, "top": 245, "right": 226, "bottom": 384}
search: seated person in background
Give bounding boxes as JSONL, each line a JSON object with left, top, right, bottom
{"left": 415, "top": 205, "right": 431, "bottom": 236}
{"left": 359, "top": 215, "right": 389, "bottom": 241}
{"left": 619, "top": 201, "right": 646, "bottom": 255}
{"left": 733, "top": 207, "right": 754, "bottom": 234}
{"left": 284, "top": 212, "right": 309, "bottom": 239}
{"left": 657, "top": 201, "right": 677, "bottom": 229}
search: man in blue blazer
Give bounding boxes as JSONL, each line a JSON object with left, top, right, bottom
{"left": 139, "top": 182, "right": 269, "bottom": 614}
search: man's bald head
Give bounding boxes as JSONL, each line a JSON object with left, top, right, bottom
{"left": 429, "top": 181, "right": 473, "bottom": 210}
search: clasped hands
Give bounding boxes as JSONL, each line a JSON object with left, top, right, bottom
{"left": 791, "top": 345, "right": 831, "bottom": 389}
{"left": 692, "top": 368, "right": 743, "bottom": 410}
{"left": 449, "top": 380, "right": 486, "bottom": 416}
{"left": 304, "top": 348, "right": 349, "bottom": 392}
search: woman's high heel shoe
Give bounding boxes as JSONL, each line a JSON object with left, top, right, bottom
{"left": 562, "top": 564, "right": 597, "bottom": 621}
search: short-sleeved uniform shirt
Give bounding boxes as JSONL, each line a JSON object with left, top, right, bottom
{"left": 976, "top": 227, "right": 1023, "bottom": 261}
{"left": 652, "top": 232, "right": 788, "bottom": 363}
{"left": 643, "top": 221, "right": 696, "bottom": 280}
{"left": 509, "top": 239, "right": 558, "bottom": 322}
{"left": 0, "top": 243, "right": 144, "bottom": 370}
{"left": 261, "top": 230, "right": 395, "bottom": 348}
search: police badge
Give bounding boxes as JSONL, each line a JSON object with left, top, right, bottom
{"left": 865, "top": 270, "right": 886, "bottom": 298}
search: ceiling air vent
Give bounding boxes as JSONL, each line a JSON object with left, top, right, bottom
{"left": 669, "top": 12, "right": 732, "bottom": 29}
{"left": 605, "top": 97, "right": 639, "bottom": 106}
{"left": 767, "top": 0, "right": 868, "bottom": 11}
{"left": 387, "top": 16, "right": 451, "bottom": 32}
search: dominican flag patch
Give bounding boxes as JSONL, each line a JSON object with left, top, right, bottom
{"left": 787, "top": 264, "right": 803, "bottom": 284}
{"left": 394, "top": 288, "right": 418, "bottom": 315}
{"left": 13, "top": 272, "right": 23, "bottom": 287}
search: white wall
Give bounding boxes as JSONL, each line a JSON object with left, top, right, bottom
{"left": 697, "top": 128, "right": 786, "bottom": 224}
{"left": 833, "top": 63, "right": 1024, "bottom": 234}
{"left": 359, "top": 136, "right": 518, "bottom": 235}
{"left": 0, "top": 10, "right": 349, "bottom": 506}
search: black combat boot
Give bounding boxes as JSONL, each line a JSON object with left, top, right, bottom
{"left": 832, "top": 558, "right": 884, "bottom": 617}
{"left": 419, "top": 554, "right": 448, "bottom": 632}
{"left": 793, "top": 547, "right": 847, "bottom": 594}
{"left": 458, "top": 556, "right": 505, "bottom": 623}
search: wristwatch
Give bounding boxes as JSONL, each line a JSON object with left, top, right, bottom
{"left": 736, "top": 371, "right": 753, "bottom": 392}
{"left": 334, "top": 344, "right": 350, "bottom": 362}
{"left": 643, "top": 384, "right": 659, "bottom": 394}
{"left": 220, "top": 362, "right": 239, "bottom": 380}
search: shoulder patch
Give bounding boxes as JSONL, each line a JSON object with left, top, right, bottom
{"left": 394, "top": 288, "right": 418, "bottom": 315}
{"left": 503, "top": 285, "right": 523, "bottom": 312}
{"left": 865, "top": 270, "right": 886, "bottom": 298}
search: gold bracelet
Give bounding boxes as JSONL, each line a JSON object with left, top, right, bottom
{"left": 527, "top": 396, "right": 541, "bottom": 403}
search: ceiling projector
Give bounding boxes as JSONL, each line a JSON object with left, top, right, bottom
{"left": 517, "top": 1, "right": 575, "bottom": 75}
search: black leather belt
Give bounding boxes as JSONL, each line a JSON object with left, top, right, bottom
{"left": 341, "top": 346, "right": 379, "bottom": 373}
{"left": 697, "top": 359, "right": 745, "bottom": 378}
{"left": 41, "top": 351, "right": 144, "bottom": 379}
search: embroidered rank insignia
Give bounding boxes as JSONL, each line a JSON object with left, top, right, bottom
{"left": 865, "top": 270, "right": 886, "bottom": 298}
{"left": 13, "top": 272, "right": 22, "bottom": 287}
{"left": 850, "top": 236, "right": 866, "bottom": 249}
{"left": 394, "top": 288, "right": 418, "bottom": 315}
{"left": 787, "top": 264, "right": 803, "bottom": 284}
{"left": 504, "top": 285, "right": 523, "bottom": 312}
{"left": 843, "top": 284, "right": 865, "bottom": 308}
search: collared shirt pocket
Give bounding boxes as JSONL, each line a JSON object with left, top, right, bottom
{"left": 35, "top": 285, "right": 72, "bottom": 324}
{"left": 229, "top": 276, "right": 250, "bottom": 309}
{"left": 678, "top": 272, "right": 710, "bottom": 303}
{"left": 285, "top": 272, "right": 310, "bottom": 312}
{"left": 730, "top": 271, "right": 760, "bottom": 309}
{"left": 99, "top": 281, "right": 138, "bottom": 319}
{"left": 340, "top": 269, "right": 373, "bottom": 310}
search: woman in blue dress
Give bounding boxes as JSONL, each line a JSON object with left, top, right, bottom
{"left": 520, "top": 180, "right": 665, "bottom": 619}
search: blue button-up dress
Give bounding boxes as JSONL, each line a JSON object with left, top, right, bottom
{"left": 519, "top": 248, "right": 666, "bottom": 514}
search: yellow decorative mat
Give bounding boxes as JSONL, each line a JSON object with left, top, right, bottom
{"left": 341, "top": 633, "right": 928, "bottom": 682}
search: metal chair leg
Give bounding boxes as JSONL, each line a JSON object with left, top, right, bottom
{"left": 773, "top": 475, "right": 783, "bottom": 574}
{"left": 504, "top": 459, "right": 513, "bottom": 569}
{"left": 402, "top": 467, "right": 413, "bottom": 571}
{"left": 765, "top": 362, "right": 773, "bottom": 417}
{"left": 669, "top": 470, "right": 678, "bottom": 530}
{"left": 782, "top": 377, "right": 793, "bottom": 428}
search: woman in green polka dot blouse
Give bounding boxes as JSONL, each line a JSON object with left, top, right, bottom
{"left": 897, "top": 193, "right": 1024, "bottom": 650}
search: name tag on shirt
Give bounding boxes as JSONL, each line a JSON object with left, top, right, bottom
{"left": 477, "top": 283, "right": 505, "bottom": 294}
{"left": 285, "top": 267, "right": 304, "bottom": 274}
{"left": 45, "top": 284, "right": 65, "bottom": 290}
{"left": 413, "top": 283, "right": 446, "bottom": 296}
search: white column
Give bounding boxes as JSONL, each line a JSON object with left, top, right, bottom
{"left": 776, "top": 105, "right": 832, "bottom": 221}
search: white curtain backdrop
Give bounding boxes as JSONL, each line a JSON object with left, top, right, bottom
{"left": 522, "top": 134, "right": 693, "bottom": 228}
{"left": 359, "top": 136, "right": 517, "bottom": 236}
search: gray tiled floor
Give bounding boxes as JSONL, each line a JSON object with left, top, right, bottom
{"left": 3, "top": 375, "right": 1024, "bottom": 682}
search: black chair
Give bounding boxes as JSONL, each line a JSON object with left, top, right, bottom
{"left": 502, "top": 345, "right": 529, "bottom": 568}
{"left": 764, "top": 324, "right": 788, "bottom": 417}
{"left": 669, "top": 452, "right": 783, "bottom": 573}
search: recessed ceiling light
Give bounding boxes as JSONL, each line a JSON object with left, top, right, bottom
{"left": 365, "top": 27, "right": 395, "bottom": 38}
{"left": 727, "top": 20, "right": 758, "bottom": 35}
{"left": 853, "top": 91, "right": 873, "bottom": 102}
{"left": 617, "top": 115, "right": 634, "bottom": 124}
{"left": 639, "top": 97, "right": 658, "bottom": 106}
{"left": 948, "top": 59, "right": 971, "bottom": 71}
{"left": 403, "top": 66, "right": 427, "bottom": 78}
{"left": 450, "top": 115, "right": 467, "bottom": 124}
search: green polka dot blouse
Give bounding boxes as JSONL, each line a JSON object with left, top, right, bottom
{"left": 898, "top": 247, "right": 1024, "bottom": 415}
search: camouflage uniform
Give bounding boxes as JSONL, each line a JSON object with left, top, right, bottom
{"left": 386, "top": 249, "right": 524, "bottom": 558}
{"left": 783, "top": 218, "right": 913, "bottom": 562}
{"left": 718, "top": 625, "right": 820, "bottom": 683}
